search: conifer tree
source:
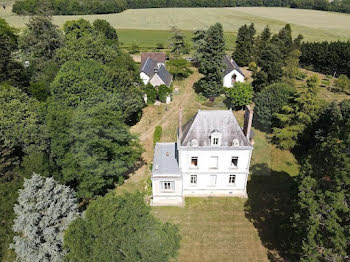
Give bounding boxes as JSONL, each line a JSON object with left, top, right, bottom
{"left": 198, "top": 23, "right": 225, "bottom": 97}
{"left": 11, "top": 173, "right": 79, "bottom": 262}
{"left": 291, "top": 101, "right": 350, "bottom": 261}
{"left": 255, "top": 26, "right": 271, "bottom": 64}
{"left": 232, "top": 23, "right": 256, "bottom": 66}
{"left": 169, "top": 26, "right": 189, "bottom": 56}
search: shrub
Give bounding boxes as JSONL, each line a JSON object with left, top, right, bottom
{"left": 158, "top": 84, "right": 172, "bottom": 103}
{"left": 144, "top": 84, "right": 157, "bottom": 104}
{"left": 225, "top": 82, "right": 254, "bottom": 109}
{"left": 153, "top": 126, "right": 162, "bottom": 146}
{"left": 129, "top": 43, "right": 139, "bottom": 54}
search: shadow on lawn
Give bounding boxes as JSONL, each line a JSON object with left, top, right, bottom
{"left": 245, "top": 163, "right": 298, "bottom": 262}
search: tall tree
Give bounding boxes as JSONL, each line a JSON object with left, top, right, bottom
{"left": 93, "top": 19, "right": 118, "bottom": 47}
{"left": 232, "top": 23, "right": 256, "bottom": 66}
{"left": 0, "top": 18, "right": 27, "bottom": 87}
{"left": 192, "top": 29, "right": 207, "bottom": 66}
{"left": 64, "top": 192, "right": 181, "bottom": 262}
{"left": 11, "top": 173, "right": 79, "bottom": 262}
{"left": 291, "top": 101, "right": 350, "bottom": 261}
{"left": 282, "top": 49, "right": 301, "bottom": 86}
{"left": 255, "top": 26, "right": 271, "bottom": 64}
{"left": 169, "top": 26, "right": 189, "bottom": 56}
{"left": 272, "top": 76, "right": 324, "bottom": 149}
{"left": 198, "top": 23, "right": 225, "bottom": 97}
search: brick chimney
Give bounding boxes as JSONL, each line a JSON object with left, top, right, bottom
{"left": 243, "top": 105, "right": 253, "bottom": 141}
{"left": 178, "top": 106, "right": 183, "bottom": 141}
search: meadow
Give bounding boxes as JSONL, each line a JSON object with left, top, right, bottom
{"left": 1, "top": 6, "right": 350, "bottom": 43}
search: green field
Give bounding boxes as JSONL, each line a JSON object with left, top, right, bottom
{"left": 1, "top": 6, "right": 350, "bottom": 42}
{"left": 118, "top": 29, "right": 237, "bottom": 50}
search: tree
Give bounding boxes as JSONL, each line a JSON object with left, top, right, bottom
{"left": 157, "top": 84, "right": 172, "bottom": 103}
{"left": 64, "top": 192, "right": 181, "bottom": 262}
{"left": 282, "top": 49, "right": 301, "bottom": 86}
{"left": 169, "top": 26, "right": 189, "bottom": 56}
{"left": 59, "top": 103, "right": 143, "bottom": 199}
{"left": 272, "top": 76, "right": 324, "bottom": 149}
{"left": 167, "top": 58, "right": 192, "bottom": 79}
{"left": 225, "top": 82, "right": 254, "bottom": 108}
{"left": 93, "top": 19, "right": 118, "bottom": 47}
{"left": 232, "top": 23, "right": 256, "bottom": 66}
{"left": 11, "top": 173, "right": 79, "bottom": 262}
{"left": 255, "top": 26, "right": 271, "bottom": 64}
{"left": 198, "top": 23, "right": 225, "bottom": 97}
{"left": 254, "top": 83, "right": 296, "bottom": 131}
{"left": 0, "top": 18, "right": 27, "bottom": 87}
{"left": 291, "top": 101, "right": 350, "bottom": 261}
{"left": 19, "top": 14, "right": 62, "bottom": 72}
{"left": 259, "top": 43, "right": 284, "bottom": 84}
{"left": 192, "top": 29, "right": 207, "bottom": 66}
{"left": 334, "top": 74, "right": 350, "bottom": 92}
{"left": 0, "top": 85, "right": 47, "bottom": 155}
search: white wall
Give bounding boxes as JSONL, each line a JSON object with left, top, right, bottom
{"left": 223, "top": 69, "right": 245, "bottom": 88}
{"left": 178, "top": 147, "right": 252, "bottom": 197}
{"left": 151, "top": 176, "right": 183, "bottom": 206}
{"left": 140, "top": 72, "right": 150, "bottom": 85}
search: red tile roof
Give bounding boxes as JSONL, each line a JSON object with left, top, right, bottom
{"left": 141, "top": 52, "right": 166, "bottom": 67}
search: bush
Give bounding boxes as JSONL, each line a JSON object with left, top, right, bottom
{"left": 158, "top": 84, "right": 172, "bottom": 103}
{"left": 144, "top": 84, "right": 157, "bottom": 104}
{"left": 167, "top": 59, "right": 193, "bottom": 80}
{"left": 225, "top": 82, "right": 254, "bottom": 109}
{"left": 129, "top": 43, "right": 139, "bottom": 54}
{"left": 153, "top": 126, "right": 162, "bottom": 146}
{"left": 156, "top": 42, "right": 164, "bottom": 49}
{"left": 254, "top": 82, "right": 297, "bottom": 131}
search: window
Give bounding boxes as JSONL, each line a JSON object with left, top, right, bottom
{"left": 209, "top": 156, "right": 218, "bottom": 169}
{"left": 191, "top": 157, "right": 198, "bottom": 168}
{"left": 209, "top": 175, "right": 217, "bottom": 186}
{"left": 213, "top": 137, "right": 219, "bottom": 145}
{"left": 229, "top": 175, "right": 236, "bottom": 184}
{"left": 190, "top": 175, "right": 197, "bottom": 185}
{"left": 231, "top": 157, "right": 238, "bottom": 168}
{"left": 161, "top": 181, "right": 175, "bottom": 192}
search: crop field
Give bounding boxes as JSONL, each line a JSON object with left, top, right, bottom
{"left": 1, "top": 6, "right": 350, "bottom": 42}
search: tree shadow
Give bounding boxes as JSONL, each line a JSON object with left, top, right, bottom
{"left": 245, "top": 163, "right": 298, "bottom": 261}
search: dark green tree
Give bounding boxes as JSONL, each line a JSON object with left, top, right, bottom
{"left": 169, "top": 26, "right": 189, "bottom": 56}
{"left": 198, "top": 23, "right": 225, "bottom": 97}
{"left": 64, "top": 192, "right": 181, "bottom": 262}
{"left": 93, "top": 19, "right": 118, "bottom": 46}
{"left": 254, "top": 83, "right": 296, "bottom": 131}
{"left": 254, "top": 26, "right": 271, "bottom": 63}
{"left": 232, "top": 23, "right": 256, "bottom": 66}
{"left": 0, "top": 18, "right": 27, "bottom": 87}
{"left": 291, "top": 101, "right": 350, "bottom": 261}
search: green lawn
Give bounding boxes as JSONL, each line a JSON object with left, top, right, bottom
{"left": 1, "top": 7, "right": 350, "bottom": 42}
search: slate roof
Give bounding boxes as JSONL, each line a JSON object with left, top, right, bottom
{"left": 156, "top": 64, "right": 173, "bottom": 87}
{"left": 141, "top": 52, "right": 166, "bottom": 68}
{"left": 152, "top": 143, "right": 180, "bottom": 176}
{"left": 223, "top": 55, "right": 244, "bottom": 77}
{"left": 180, "top": 110, "right": 251, "bottom": 147}
{"left": 141, "top": 57, "right": 173, "bottom": 87}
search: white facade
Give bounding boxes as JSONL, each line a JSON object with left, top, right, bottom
{"left": 151, "top": 109, "right": 254, "bottom": 206}
{"left": 140, "top": 72, "right": 150, "bottom": 85}
{"left": 223, "top": 69, "right": 245, "bottom": 88}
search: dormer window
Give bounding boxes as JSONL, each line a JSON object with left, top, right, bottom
{"left": 210, "top": 130, "right": 222, "bottom": 146}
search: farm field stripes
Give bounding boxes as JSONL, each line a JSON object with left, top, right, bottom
{"left": 1, "top": 7, "right": 350, "bottom": 41}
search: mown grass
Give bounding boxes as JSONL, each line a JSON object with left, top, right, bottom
{"left": 1, "top": 7, "right": 350, "bottom": 42}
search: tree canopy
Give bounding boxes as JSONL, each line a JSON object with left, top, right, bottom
{"left": 64, "top": 192, "right": 181, "bottom": 262}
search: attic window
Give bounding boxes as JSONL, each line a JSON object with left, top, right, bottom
{"left": 210, "top": 130, "right": 222, "bottom": 146}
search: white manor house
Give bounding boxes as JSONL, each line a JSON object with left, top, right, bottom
{"left": 151, "top": 107, "right": 254, "bottom": 206}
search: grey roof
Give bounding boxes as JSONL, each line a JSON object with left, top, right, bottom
{"left": 141, "top": 57, "right": 173, "bottom": 87}
{"left": 157, "top": 64, "right": 173, "bottom": 87}
{"left": 180, "top": 110, "right": 251, "bottom": 147}
{"left": 141, "top": 57, "right": 157, "bottom": 77}
{"left": 223, "top": 55, "right": 244, "bottom": 77}
{"left": 152, "top": 143, "right": 180, "bottom": 176}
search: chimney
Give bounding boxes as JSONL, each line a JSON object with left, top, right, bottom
{"left": 178, "top": 106, "right": 183, "bottom": 140}
{"left": 243, "top": 105, "right": 253, "bottom": 141}
{"left": 154, "top": 66, "right": 159, "bottom": 74}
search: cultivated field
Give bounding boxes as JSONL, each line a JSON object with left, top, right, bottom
{"left": 1, "top": 6, "right": 350, "bottom": 42}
